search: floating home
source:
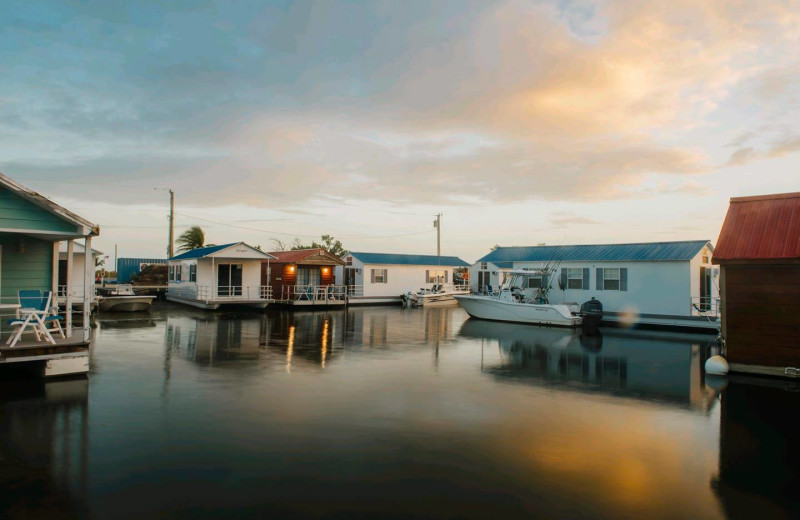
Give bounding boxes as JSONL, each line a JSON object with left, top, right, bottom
{"left": 470, "top": 240, "right": 719, "bottom": 332}
{"left": 0, "top": 171, "right": 99, "bottom": 377}
{"left": 262, "top": 248, "right": 346, "bottom": 306}
{"left": 335, "top": 252, "right": 471, "bottom": 305}
{"left": 713, "top": 192, "right": 800, "bottom": 378}
{"left": 166, "top": 242, "right": 276, "bottom": 310}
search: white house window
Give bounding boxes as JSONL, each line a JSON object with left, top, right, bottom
{"left": 596, "top": 267, "right": 627, "bottom": 291}
{"left": 426, "top": 270, "right": 448, "bottom": 283}
{"left": 371, "top": 269, "right": 387, "bottom": 283}
{"left": 567, "top": 268, "right": 583, "bottom": 289}
{"left": 175, "top": 265, "right": 182, "bottom": 282}
{"left": 603, "top": 268, "right": 620, "bottom": 290}
{"left": 189, "top": 264, "right": 196, "bottom": 282}
{"left": 346, "top": 256, "right": 352, "bottom": 266}
{"left": 480, "top": 262, "right": 487, "bottom": 270}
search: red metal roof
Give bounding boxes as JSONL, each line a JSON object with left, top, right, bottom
{"left": 713, "top": 192, "right": 800, "bottom": 262}
{"left": 268, "top": 248, "right": 346, "bottom": 265}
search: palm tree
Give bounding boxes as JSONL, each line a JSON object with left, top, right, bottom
{"left": 176, "top": 226, "right": 206, "bottom": 253}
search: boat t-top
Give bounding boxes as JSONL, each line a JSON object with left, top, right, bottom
{"left": 454, "top": 268, "right": 592, "bottom": 328}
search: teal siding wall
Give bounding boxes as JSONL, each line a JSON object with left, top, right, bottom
{"left": 0, "top": 234, "right": 53, "bottom": 303}
{"left": 0, "top": 187, "right": 78, "bottom": 234}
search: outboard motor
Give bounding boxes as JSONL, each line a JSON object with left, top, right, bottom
{"left": 580, "top": 297, "right": 603, "bottom": 335}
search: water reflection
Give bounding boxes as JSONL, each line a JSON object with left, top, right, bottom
{"left": 0, "top": 378, "right": 89, "bottom": 519}
{"left": 6, "top": 306, "right": 800, "bottom": 519}
{"left": 713, "top": 377, "right": 800, "bottom": 518}
{"left": 461, "top": 320, "right": 720, "bottom": 411}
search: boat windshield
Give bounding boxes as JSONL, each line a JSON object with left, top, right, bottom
{"left": 501, "top": 274, "right": 527, "bottom": 291}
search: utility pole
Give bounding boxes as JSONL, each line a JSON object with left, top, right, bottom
{"left": 168, "top": 189, "right": 174, "bottom": 258}
{"left": 434, "top": 213, "right": 442, "bottom": 257}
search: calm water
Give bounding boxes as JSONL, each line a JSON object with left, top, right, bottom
{"left": 2, "top": 304, "right": 799, "bottom": 519}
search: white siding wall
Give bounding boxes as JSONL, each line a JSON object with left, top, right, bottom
{"left": 362, "top": 264, "right": 455, "bottom": 297}
{"left": 469, "top": 261, "right": 502, "bottom": 292}
{"left": 511, "top": 260, "right": 692, "bottom": 316}
{"left": 168, "top": 258, "right": 264, "bottom": 300}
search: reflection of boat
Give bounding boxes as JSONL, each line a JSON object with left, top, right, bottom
{"left": 97, "top": 284, "right": 156, "bottom": 312}
{"left": 99, "top": 318, "right": 157, "bottom": 329}
{"left": 402, "top": 283, "right": 470, "bottom": 307}
{"left": 455, "top": 270, "right": 583, "bottom": 327}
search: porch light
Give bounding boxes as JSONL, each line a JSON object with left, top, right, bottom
{"left": 322, "top": 267, "right": 329, "bottom": 274}
{"left": 288, "top": 265, "right": 295, "bottom": 273}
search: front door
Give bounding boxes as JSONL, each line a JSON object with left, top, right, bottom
{"left": 218, "top": 264, "right": 243, "bottom": 297}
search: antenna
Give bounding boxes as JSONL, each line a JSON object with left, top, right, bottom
{"left": 168, "top": 189, "right": 174, "bottom": 258}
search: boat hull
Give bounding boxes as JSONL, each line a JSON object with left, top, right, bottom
{"left": 98, "top": 296, "right": 156, "bottom": 313}
{"left": 454, "top": 295, "right": 582, "bottom": 327}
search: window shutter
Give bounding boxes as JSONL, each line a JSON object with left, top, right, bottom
{"left": 620, "top": 268, "right": 628, "bottom": 291}
{"left": 542, "top": 274, "right": 549, "bottom": 289}
{"left": 371, "top": 269, "right": 375, "bottom": 283}
{"left": 384, "top": 270, "right": 388, "bottom": 283}
{"left": 596, "top": 268, "right": 603, "bottom": 290}
{"left": 425, "top": 270, "right": 429, "bottom": 283}
{"left": 560, "top": 269, "right": 567, "bottom": 289}
{"left": 583, "top": 268, "right": 590, "bottom": 290}
{"left": 445, "top": 271, "right": 448, "bottom": 283}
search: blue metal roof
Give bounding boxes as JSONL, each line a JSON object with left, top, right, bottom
{"left": 349, "top": 252, "right": 470, "bottom": 267}
{"left": 476, "top": 240, "right": 711, "bottom": 266}
{"left": 170, "top": 242, "right": 239, "bottom": 260}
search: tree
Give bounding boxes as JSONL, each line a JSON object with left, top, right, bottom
{"left": 176, "top": 226, "right": 207, "bottom": 253}
{"left": 291, "top": 234, "right": 348, "bottom": 256}
{"left": 270, "top": 238, "right": 287, "bottom": 251}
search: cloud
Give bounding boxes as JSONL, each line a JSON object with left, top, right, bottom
{"left": 1, "top": 0, "right": 799, "bottom": 209}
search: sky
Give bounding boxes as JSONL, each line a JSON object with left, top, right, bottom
{"left": 1, "top": 0, "right": 799, "bottom": 263}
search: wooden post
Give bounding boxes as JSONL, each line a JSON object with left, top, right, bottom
{"left": 66, "top": 240, "right": 74, "bottom": 338}
{"left": 83, "top": 236, "right": 92, "bottom": 343}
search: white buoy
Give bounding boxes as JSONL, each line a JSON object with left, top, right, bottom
{"left": 705, "top": 355, "right": 729, "bottom": 376}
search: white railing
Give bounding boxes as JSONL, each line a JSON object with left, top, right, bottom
{"left": 58, "top": 284, "right": 97, "bottom": 299}
{"left": 690, "top": 296, "right": 721, "bottom": 318}
{"left": 195, "top": 285, "right": 272, "bottom": 300}
{"left": 280, "top": 284, "right": 347, "bottom": 302}
{"left": 345, "top": 285, "right": 364, "bottom": 297}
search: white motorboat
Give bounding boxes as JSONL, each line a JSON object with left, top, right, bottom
{"left": 97, "top": 284, "right": 156, "bottom": 312}
{"left": 402, "top": 283, "right": 470, "bottom": 307}
{"left": 454, "top": 269, "right": 583, "bottom": 327}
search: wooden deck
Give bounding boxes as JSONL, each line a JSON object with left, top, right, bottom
{"left": 0, "top": 336, "right": 90, "bottom": 378}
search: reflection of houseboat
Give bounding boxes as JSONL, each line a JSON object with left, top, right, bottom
{"left": 713, "top": 377, "right": 800, "bottom": 518}
{"left": 166, "top": 242, "right": 276, "bottom": 310}
{"left": 461, "top": 319, "right": 720, "bottom": 410}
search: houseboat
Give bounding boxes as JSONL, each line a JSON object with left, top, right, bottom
{"left": 263, "top": 248, "right": 346, "bottom": 307}
{"left": 713, "top": 192, "right": 800, "bottom": 378}
{"left": 166, "top": 242, "right": 276, "bottom": 310}
{"left": 1, "top": 171, "right": 98, "bottom": 377}
{"left": 335, "top": 252, "right": 471, "bottom": 305}
{"left": 470, "top": 240, "right": 719, "bottom": 332}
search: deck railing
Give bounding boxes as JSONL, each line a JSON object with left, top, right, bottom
{"left": 690, "top": 296, "right": 721, "bottom": 318}
{"left": 345, "top": 285, "right": 364, "bottom": 297}
{"left": 195, "top": 285, "right": 272, "bottom": 301}
{"left": 57, "top": 284, "right": 97, "bottom": 299}
{"left": 280, "top": 284, "right": 347, "bottom": 302}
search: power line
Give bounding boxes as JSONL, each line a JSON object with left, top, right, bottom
{"left": 174, "top": 211, "right": 434, "bottom": 239}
